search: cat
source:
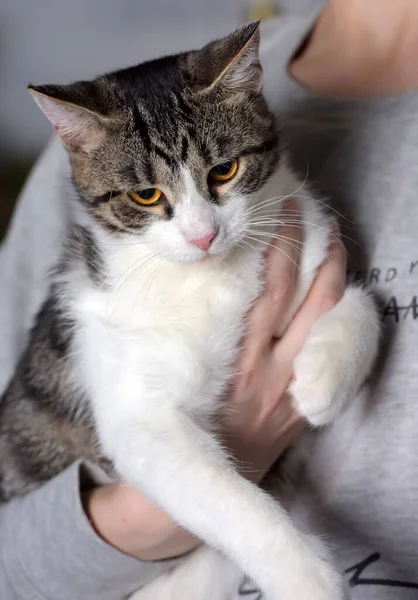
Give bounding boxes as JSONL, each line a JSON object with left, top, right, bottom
{"left": 0, "top": 22, "right": 379, "bottom": 600}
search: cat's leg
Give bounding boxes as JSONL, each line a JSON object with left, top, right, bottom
{"left": 289, "top": 285, "right": 380, "bottom": 426}
{"left": 129, "top": 546, "right": 242, "bottom": 600}
{"left": 96, "top": 398, "right": 347, "bottom": 600}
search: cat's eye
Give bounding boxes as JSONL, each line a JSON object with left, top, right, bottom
{"left": 129, "top": 188, "right": 162, "bottom": 206}
{"left": 209, "top": 159, "right": 239, "bottom": 183}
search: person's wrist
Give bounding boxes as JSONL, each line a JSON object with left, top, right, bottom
{"left": 82, "top": 484, "right": 199, "bottom": 561}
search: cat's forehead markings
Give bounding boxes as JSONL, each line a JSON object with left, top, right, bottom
{"left": 181, "top": 136, "right": 189, "bottom": 163}
{"left": 154, "top": 145, "right": 175, "bottom": 169}
{"left": 132, "top": 103, "right": 152, "bottom": 153}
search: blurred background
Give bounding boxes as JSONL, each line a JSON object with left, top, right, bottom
{"left": 0, "top": 0, "right": 316, "bottom": 238}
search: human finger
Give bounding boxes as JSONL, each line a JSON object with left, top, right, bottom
{"left": 239, "top": 198, "right": 303, "bottom": 375}
{"left": 275, "top": 220, "right": 346, "bottom": 362}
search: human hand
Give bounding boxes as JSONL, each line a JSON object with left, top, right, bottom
{"left": 289, "top": 0, "right": 418, "bottom": 97}
{"left": 221, "top": 202, "right": 346, "bottom": 483}
{"left": 83, "top": 202, "right": 346, "bottom": 561}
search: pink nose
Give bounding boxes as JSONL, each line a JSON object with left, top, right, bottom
{"left": 189, "top": 232, "right": 217, "bottom": 251}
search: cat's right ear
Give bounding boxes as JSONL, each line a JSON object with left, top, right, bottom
{"left": 190, "top": 21, "right": 263, "bottom": 95}
{"left": 28, "top": 84, "right": 110, "bottom": 152}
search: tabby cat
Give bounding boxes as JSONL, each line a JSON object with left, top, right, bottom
{"left": 0, "top": 22, "right": 379, "bottom": 600}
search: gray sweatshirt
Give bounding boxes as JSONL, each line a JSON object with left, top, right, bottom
{"left": 1, "top": 5, "right": 418, "bottom": 599}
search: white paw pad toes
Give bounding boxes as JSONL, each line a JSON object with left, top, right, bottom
{"left": 288, "top": 343, "right": 341, "bottom": 427}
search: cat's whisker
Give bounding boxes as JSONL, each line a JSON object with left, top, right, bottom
{"left": 102, "top": 238, "right": 163, "bottom": 253}
{"left": 141, "top": 255, "right": 167, "bottom": 301}
{"left": 245, "top": 234, "right": 306, "bottom": 257}
{"left": 248, "top": 216, "right": 354, "bottom": 255}
{"left": 279, "top": 220, "right": 357, "bottom": 254}
{"left": 246, "top": 194, "right": 302, "bottom": 213}
{"left": 247, "top": 209, "right": 305, "bottom": 219}
{"left": 248, "top": 230, "right": 307, "bottom": 250}
{"left": 246, "top": 214, "right": 305, "bottom": 224}
{"left": 247, "top": 193, "right": 354, "bottom": 225}
{"left": 250, "top": 211, "right": 303, "bottom": 224}
{"left": 245, "top": 196, "right": 289, "bottom": 216}
{"left": 105, "top": 252, "right": 163, "bottom": 320}
{"left": 245, "top": 195, "right": 304, "bottom": 216}
{"left": 108, "top": 251, "right": 158, "bottom": 289}
{"left": 243, "top": 235, "right": 300, "bottom": 268}
{"left": 109, "top": 256, "right": 163, "bottom": 328}
{"left": 237, "top": 239, "right": 257, "bottom": 253}
{"left": 214, "top": 253, "right": 229, "bottom": 270}
{"left": 246, "top": 218, "right": 304, "bottom": 229}
{"left": 244, "top": 177, "right": 309, "bottom": 215}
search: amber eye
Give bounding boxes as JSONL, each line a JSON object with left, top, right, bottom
{"left": 209, "top": 159, "right": 239, "bottom": 183}
{"left": 129, "top": 188, "right": 162, "bottom": 205}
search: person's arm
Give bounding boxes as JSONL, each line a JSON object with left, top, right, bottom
{"left": 289, "top": 0, "right": 418, "bottom": 96}
{"left": 0, "top": 461, "right": 181, "bottom": 600}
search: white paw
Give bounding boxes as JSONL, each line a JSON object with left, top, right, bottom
{"left": 265, "top": 534, "right": 350, "bottom": 600}
{"left": 290, "top": 578, "right": 349, "bottom": 600}
{"left": 288, "top": 341, "right": 349, "bottom": 427}
{"left": 267, "top": 566, "right": 349, "bottom": 600}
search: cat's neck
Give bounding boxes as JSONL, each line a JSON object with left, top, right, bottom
{"left": 101, "top": 231, "right": 254, "bottom": 292}
{"left": 67, "top": 220, "right": 263, "bottom": 335}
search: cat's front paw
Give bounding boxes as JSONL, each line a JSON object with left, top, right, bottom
{"left": 289, "top": 285, "right": 379, "bottom": 428}
{"left": 265, "top": 534, "right": 350, "bottom": 600}
{"left": 283, "top": 579, "right": 349, "bottom": 600}
{"left": 288, "top": 340, "right": 350, "bottom": 427}
{"left": 267, "top": 567, "right": 348, "bottom": 600}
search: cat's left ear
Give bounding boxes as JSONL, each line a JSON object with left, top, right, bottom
{"left": 192, "top": 21, "right": 262, "bottom": 94}
{"left": 28, "top": 83, "right": 111, "bottom": 152}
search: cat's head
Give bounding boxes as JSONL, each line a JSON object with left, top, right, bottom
{"left": 30, "top": 22, "right": 279, "bottom": 262}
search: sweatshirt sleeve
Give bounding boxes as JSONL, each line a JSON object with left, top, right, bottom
{"left": 0, "top": 461, "right": 180, "bottom": 600}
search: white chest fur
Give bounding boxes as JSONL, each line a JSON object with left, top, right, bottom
{"left": 78, "top": 243, "right": 261, "bottom": 352}
{"left": 73, "top": 241, "right": 264, "bottom": 431}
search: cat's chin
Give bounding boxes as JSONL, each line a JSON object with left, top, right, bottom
{"left": 159, "top": 246, "right": 229, "bottom": 264}
{"left": 178, "top": 247, "right": 235, "bottom": 264}
{"left": 169, "top": 253, "right": 218, "bottom": 265}
{"left": 156, "top": 236, "right": 240, "bottom": 264}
